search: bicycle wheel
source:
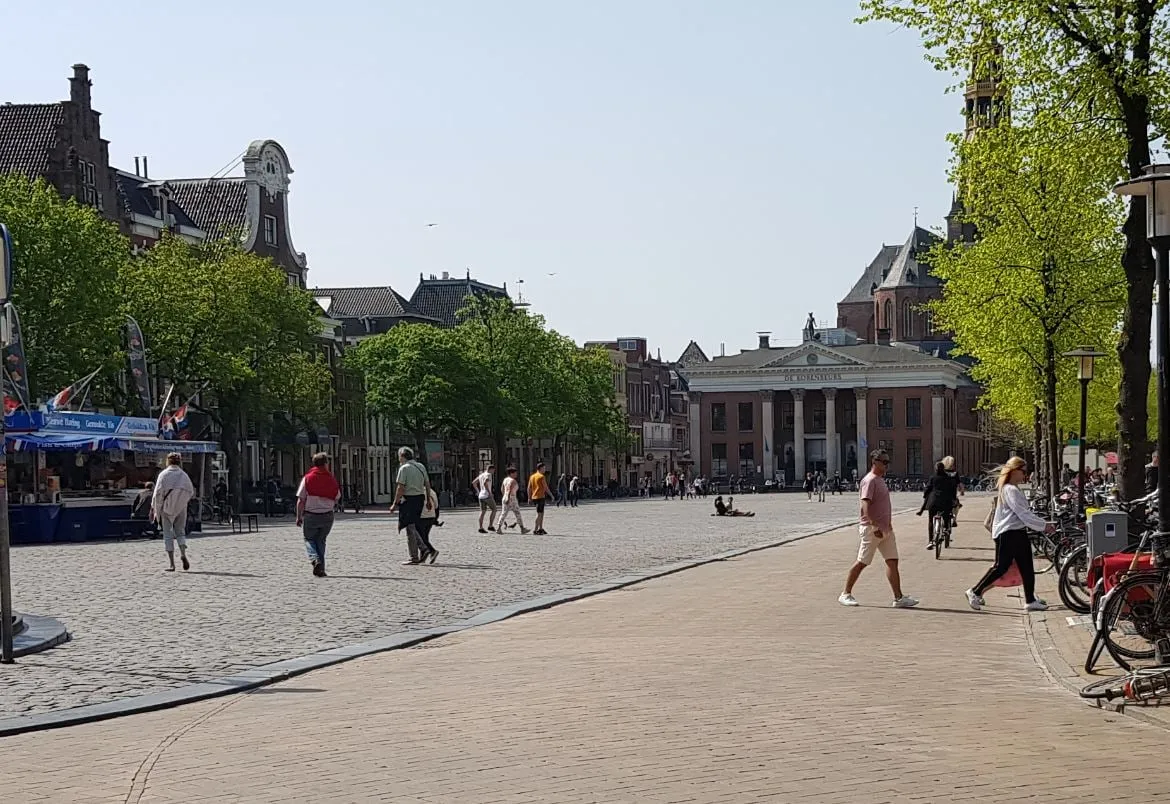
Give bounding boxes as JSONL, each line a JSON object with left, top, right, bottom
{"left": 1030, "top": 532, "right": 1056, "bottom": 574}
{"left": 1058, "top": 544, "right": 1090, "bottom": 615}
{"left": 1080, "top": 667, "right": 1170, "bottom": 700}
{"left": 1098, "top": 574, "right": 1161, "bottom": 670}
{"left": 933, "top": 516, "right": 943, "bottom": 560}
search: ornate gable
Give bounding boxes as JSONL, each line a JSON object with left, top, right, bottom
{"left": 760, "top": 342, "right": 869, "bottom": 369}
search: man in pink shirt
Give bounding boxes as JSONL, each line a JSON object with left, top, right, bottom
{"left": 839, "top": 449, "right": 918, "bottom": 608}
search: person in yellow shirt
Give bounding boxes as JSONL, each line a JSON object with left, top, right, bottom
{"left": 527, "top": 462, "right": 551, "bottom": 535}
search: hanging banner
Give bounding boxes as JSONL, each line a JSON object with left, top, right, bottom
{"left": 3, "top": 304, "right": 29, "bottom": 413}
{"left": 124, "top": 316, "right": 152, "bottom": 416}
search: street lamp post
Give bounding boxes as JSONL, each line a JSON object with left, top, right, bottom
{"left": 1114, "top": 166, "right": 1170, "bottom": 539}
{"left": 1064, "top": 347, "right": 1105, "bottom": 520}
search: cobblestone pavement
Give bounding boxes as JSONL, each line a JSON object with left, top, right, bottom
{"left": 7, "top": 508, "right": 1170, "bottom": 803}
{"left": 1, "top": 491, "right": 870, "bottom": 718}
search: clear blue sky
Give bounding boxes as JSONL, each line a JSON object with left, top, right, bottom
{"left": 3, "top": 1, "right": 960, "bottom": 360}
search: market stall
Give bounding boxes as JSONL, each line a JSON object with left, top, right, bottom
{"left": 5, "top": 411, "right": 218, "bottom": 544}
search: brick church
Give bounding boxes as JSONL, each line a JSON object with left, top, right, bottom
{"left": 681, "top": 68, "right": 1004, "bottom": 485}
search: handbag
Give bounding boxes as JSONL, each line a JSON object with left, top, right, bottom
{"left": 983, "top": 493, "right": 998, "bottom": 533}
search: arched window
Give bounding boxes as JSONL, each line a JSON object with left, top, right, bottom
{"left": 883, "top": 299, "right": 893, "bottom": 330}
{"left": 902, "top": 299, "right": 914, "bottom": 339}
{"left": 923, "top": 308, "right": 934, "bottom": 335}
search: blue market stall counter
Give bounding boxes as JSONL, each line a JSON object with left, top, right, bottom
{"left": 4, "top": 410, "right": 218, "bottom": 545}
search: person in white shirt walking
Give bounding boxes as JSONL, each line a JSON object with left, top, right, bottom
{"left": 495, "top": 466, "right": 529, "bottom": 534}
{"left": 473, "top": 465, "right": 497, "bottom": 533}
{"left": 966, "top": 456, "right": 1055, "bottom": 611}
{"left": 151, "top": 452, "right": 196, "bottom": 572}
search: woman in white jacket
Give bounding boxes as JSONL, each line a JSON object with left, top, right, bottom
{"left": 151, "top": 452, "right": 196, "bottom": 572}
{"left": 965, "top": 456, "right": 1055, "bottom": 611}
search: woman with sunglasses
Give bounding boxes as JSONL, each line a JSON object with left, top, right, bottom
{"left": 965, "top": 456, "right": 1055, "bottom": 611}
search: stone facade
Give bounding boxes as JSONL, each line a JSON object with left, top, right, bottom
{"left": 684, "top": 331, "right": 988, "bottom": 485}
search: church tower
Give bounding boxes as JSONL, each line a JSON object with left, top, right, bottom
{"left": 947, "top": 40, "right": 1006, "bottom": 245}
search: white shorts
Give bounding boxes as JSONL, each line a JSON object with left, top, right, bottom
{"left": 856, "top": 524, "right": 898, "bottom": 565}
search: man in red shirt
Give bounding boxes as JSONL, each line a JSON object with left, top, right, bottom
{"left": 839, "top": 449, "right": 918, "bottom": 608}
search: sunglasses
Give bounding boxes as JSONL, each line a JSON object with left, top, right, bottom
{"left": 875, "top": 458, "right": 890, "bottom": 465}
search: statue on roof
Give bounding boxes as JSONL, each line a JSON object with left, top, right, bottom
{"left": 805, "top": 312, "right": 816, "bottom": 333}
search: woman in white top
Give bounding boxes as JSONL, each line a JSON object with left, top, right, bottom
{"left": 966, "top": 456, "right": 1056, "bottom": 611}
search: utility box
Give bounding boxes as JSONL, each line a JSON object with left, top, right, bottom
{"left": 1088, "top": 510, "right": 1130, "bottom": 559}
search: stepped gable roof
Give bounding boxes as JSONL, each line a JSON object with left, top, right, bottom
{"left": 0, "top": 103, "right": 65, "bottom": 176}
{"left": 839, "top": 244, "right": 900, "bottom": 304}
{"left": 409, "top": 274, "right": 509, "bottom": 327}
{"left": 113, "top": 172, "right": 200, "bottom": 229}
{"left": 311, "top": 286, "right": 435, "bottom": 321}
{"left": 877, "top": 226, "right": 942, "bottom": 290}
{"left": 167, "top": 177, "right": 249, "bottom": 238}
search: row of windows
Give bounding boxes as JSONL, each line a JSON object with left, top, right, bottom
{"left": 710, "top": 401, "right": 858, "bottom": 433}
{"left": 710, "top": 442, "right": 755, "bottom": 478}
{"left": 877, "top": 398, "right": 922, "bottom": 429}
{"left": 880, "top": 299, "right": 934, "bottom": 339}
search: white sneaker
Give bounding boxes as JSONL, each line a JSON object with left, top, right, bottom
{"left": 965, "top": 589, "right": 983, "bottom": 610}
{"left": 838, "top": 593, "right": 859, "bottom": 607}
{"left": 892, "top": 595, "right": 919, "bottom": 608}
{"left": 1026, "top": 600, "right": 1048, "bottom": 612}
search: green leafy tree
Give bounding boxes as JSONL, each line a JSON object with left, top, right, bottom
{"left": 0, "top": 174, "right": 125, "bottom": 400}
{"left": 928, "top": 115, "right": 1125, "bottom": 492}
{"left": 858, "top": 1, "right": 1168, "bottom": 498}
{"left": 348, "top": 323, "right": 495, "bottom": 462}
{"left": 120, "top": 235, "right": 331, "bottom": 503}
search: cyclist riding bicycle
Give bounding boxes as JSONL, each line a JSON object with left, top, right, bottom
{"left": 918, "top": 460, "right": 961, "bottom": 548}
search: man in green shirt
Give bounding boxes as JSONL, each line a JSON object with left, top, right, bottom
{"left": 390, "top": 446, "right": 435, "bottom": 564}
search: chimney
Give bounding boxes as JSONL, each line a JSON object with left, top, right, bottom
{"left": 142, "top": 156, "right": 149, "bottom": 179}
{"left": 720, "top": 342, "right": 726, "bottom": 357}
{"left": 876, "top": 328, "right": 891, "bottom": 346}
{"left": 441, "top": 271, "right": 449, "bottom": 280}
{"left": 70, "top": 64, "right": 91, "bottom": 110}
{"left": 134, "top": 157, "right": 140, "bottom": 177}
{"left": 757, "top": 332, "right": 771, "bottom": 349}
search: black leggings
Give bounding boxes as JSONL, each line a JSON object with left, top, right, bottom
{"left": 926, "top": 506, "right": 953, "bottom": 542}
{"left": 972, "top": 528, "right": 1036, "bottom": 604}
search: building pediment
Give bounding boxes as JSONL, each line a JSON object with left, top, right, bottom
{"left": 760, "top": 342, "right": 868, "bottom": 369}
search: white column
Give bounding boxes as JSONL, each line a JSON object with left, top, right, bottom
{"left": 761, "top": 390, "right": 774, "bottom": 480}
{"left": 824, "top": 387, "right": 837, "bottom": 478}
{"left": 932, "top": 386, "right": 946, "bottom": 463}
{"left": 688, "top": 392, "right": 702, "bottom": 474}
{"left": 793, "top": 388, "right": 806, "bottom": 480}
{"left": 855, "top": 387, "right": 869, "bottom": 468}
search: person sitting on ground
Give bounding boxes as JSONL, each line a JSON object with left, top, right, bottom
{"left": 712, "top": 495, "right": 755, "bottom": 517}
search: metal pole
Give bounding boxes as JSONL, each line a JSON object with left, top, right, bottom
{"left": 0, "top": 347, "right": 11, "bottom": 664}
{"left": 1077, "top": 377, "right": 1089, "bottom": 521}
{"left": 1156, "top": 240, "right": 1170, "bottom": 540}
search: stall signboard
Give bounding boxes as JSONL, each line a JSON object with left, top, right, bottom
{"left": 42, "top": 412, "right": 157, "bottom": 436}
{"left": 4, "top": 410, "right": 43, "bottom": 432}
{"left": 425, "top": 440, "right": 444, "bottom": 474}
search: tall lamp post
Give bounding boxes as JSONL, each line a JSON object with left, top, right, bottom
{"left": 1063, "top": 346, "right": 1105, "bottom": 520}
{"left": 0, "top": 224, "right": 13, "bottom": 664}
{"left": 1114, "top": 165, "right": 1170, "bottom": 539}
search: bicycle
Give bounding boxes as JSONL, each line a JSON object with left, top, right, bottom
{"left": 1092, "top": 529, "right": 1170, "bottom": 671}
{"left": 1081, "top": 665, "right": 1170, "bottom": 703}
{"left": 932, "top": 511, "right": 952, "bottom": 560}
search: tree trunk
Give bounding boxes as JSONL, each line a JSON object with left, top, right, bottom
{"left": 1117, "top": 96, "right": 1155, "bottom": 501}
{"left": 1043, "top": 339, "right": 1061, "bottom": 502}
{"left": 1118, "top": 196, "right": 1155, "bottom": 501}
{"left": 1033, "top": 405, "right": 1044, "bottom": 495}
{"left": 220, "top": 412, "right": 244, "bottom": 514}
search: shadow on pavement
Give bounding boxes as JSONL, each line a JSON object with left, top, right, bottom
{"left": 186, "top": 571, "right": 263, "bottom": 578}
{"left": 328, "top": 575, "right": 419, "bottom": 582}
{"left": 249, "top": 687, "right": 327, "bottom": 694}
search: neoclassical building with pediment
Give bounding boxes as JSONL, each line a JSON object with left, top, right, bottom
{"left": 683, "top": 324, "right": 987, "bottom": 484}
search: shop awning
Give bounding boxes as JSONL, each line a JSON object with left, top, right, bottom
{"left": 6, "top": 432, "right": 113, "bottom": 452}
{"left": 111, "top": 438, "right": 219, "bottom": 454}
